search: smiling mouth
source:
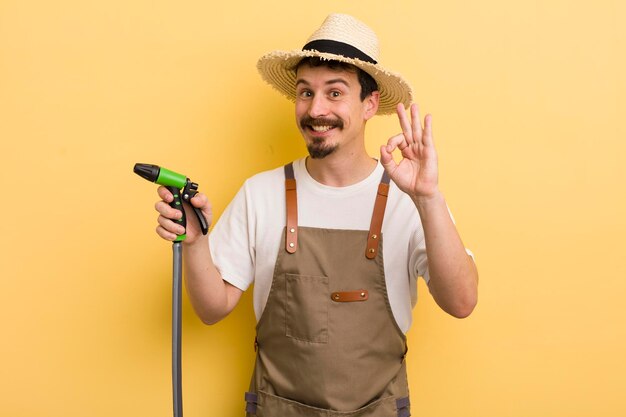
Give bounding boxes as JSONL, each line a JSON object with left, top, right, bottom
{"left": 310, "top": 125, "right": 335, "bottom": 133}
{"left": 300, "top": 116, "right": 343, "bottom": 134}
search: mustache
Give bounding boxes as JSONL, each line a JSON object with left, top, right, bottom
{"left": 299, "top": 116, "right": 344, "bottom": 130}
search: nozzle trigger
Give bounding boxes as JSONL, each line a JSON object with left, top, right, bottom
{"left": 182, "top": 183, "right": 209, "bottom": 235}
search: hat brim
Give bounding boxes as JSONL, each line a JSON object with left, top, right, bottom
{"left": 257, "top": 50, "right": 413, "bottom": 115}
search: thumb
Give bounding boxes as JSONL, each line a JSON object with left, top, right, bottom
{"left": 380, "top": 144, "right": 397, "bottom": 171}
{"left": 189, "top": 193, "right": 213, "bottom": 217}
{"left": 189, "top": 192, "right": 209, "bottom": 208}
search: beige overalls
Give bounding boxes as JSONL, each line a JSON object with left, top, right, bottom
{"left": 244, "top": 163, "right": 411, "bottom": 417}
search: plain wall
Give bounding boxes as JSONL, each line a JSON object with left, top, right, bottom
{"left": 1, "top": 1, "right": 625, "bottom": 416}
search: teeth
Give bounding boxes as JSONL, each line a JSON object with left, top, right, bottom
{"left": 311, "top": 125, "right": 332, "bottom": 132}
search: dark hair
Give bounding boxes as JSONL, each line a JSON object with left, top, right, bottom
{"left": 294, "top": 57, "right": 379, "bottom": 101}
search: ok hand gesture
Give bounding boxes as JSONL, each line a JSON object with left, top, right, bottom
{"left": 380, "top": 103, "right": 439, "bottom": 200}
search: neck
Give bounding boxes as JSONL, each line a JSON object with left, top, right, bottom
{"left": 305, "top": 150, "right": 377, "bottom": 187}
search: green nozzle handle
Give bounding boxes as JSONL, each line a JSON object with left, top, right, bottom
{"left": 134, "top": 163, "right": 209, "bottom": 240}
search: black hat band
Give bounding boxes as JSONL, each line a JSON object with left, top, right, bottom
{"left": 302, "top": 39, "right": 377, "bottom": 65}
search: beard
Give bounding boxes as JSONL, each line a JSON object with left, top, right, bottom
{"left": 300, "top": 115, "right": 344, "bottom": 159}
{"left": 307, "top": 138, "right": 338, "bottom": 159}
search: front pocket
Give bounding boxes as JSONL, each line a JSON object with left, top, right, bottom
{"left": 285, "top": 273, "right": 329, "bottom": 343}
{"left": 255, "top": 390, "right": 399, "bottom": 417}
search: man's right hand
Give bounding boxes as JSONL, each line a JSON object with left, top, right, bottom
{"left": 154, "top": 186, "right": 213, "bottom": 244}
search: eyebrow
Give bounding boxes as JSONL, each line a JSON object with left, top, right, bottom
{"left": 295, "top": 78, "right": 350, "bottom": 88}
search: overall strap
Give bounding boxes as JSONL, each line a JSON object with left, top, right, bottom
{"left": 284, "top": 163, "right": 390, "bottom": 258}
{"left": 365, "top": 170, "right": 391, "bottom": 259}
{"left": 284, "top": 163, "right": 298, "bottom": 253}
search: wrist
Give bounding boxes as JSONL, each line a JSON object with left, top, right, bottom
{"left": 411, "top": 188, "right": 445, "bottom": 212}
{"left": 182, "top": 234, "right": 209, "bottom": 250}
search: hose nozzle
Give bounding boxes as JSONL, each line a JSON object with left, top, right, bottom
{"left": 134, "top": 163, "right": 187, "bottom": 189}
{"left": 133, "top": 162, "right": 209, "bottom": 240}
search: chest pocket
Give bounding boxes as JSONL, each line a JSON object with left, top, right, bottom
{"left": 285, "top": 273, "right": 329, "bottom": 344}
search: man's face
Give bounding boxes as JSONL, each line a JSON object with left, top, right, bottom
{"left": 294, "top": 64, "right": 378, "bottom": 159}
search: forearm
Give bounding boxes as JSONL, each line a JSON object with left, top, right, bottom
{"left": 182, "top": 238, "right": 242, "bottom": 325}
{"left": 413, "top": 190, "right": 478, "bottom": 318}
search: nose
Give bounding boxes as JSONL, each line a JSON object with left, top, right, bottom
{"left": 308, "top": 95, "right": 330, "bottom": 118}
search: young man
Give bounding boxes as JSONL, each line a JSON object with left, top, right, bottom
{"left": 155, "top": 13, "right": 477, "bottom": 417}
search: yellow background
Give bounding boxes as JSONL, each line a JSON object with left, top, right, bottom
{"left": 1, "top": 1, "right": 625, "bottom": 416}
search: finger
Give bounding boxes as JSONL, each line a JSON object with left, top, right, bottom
{"left": 157, "top": 186, "right": 173, "bottom": 203}
{"left": 423, "top": 114, "right": 434, "bottom": 147}
{"left": 396, "top": 103, "right": 413, "bottom": 144}
{"left": 385, "top": 133, "right": 406, "bottom": 152}
{"left": 158, "top": 214, "right": 186, "bottom": 235}
{"left": 411, "top": 104, "right": 423, "bottom": 143}
{"left": 156, "top": 224, "right": 179, "bottom": 241}
{"left": 155, "top": 200, "right": 183, "bottom": 220}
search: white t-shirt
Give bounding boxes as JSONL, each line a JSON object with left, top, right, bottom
{"left": 210, "top": 158, "right": 433, "bottom": 333}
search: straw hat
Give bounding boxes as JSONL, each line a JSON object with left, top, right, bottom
{"left": 257, "top": 13, "right": 413, "bottom": 115}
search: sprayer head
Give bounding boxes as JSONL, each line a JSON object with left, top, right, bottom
{"left": 134, "top": 163, "right": 160, "bottom": 183}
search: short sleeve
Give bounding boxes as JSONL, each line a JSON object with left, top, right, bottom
{"left": 209, "top": 182, "right": 255, "bottom": 291}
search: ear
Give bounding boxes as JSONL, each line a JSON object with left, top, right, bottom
{"left": 363, "top": 91, "right": 380, "bottom": 120}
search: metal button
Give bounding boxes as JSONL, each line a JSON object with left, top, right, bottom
{"left": 368, "top": 248, "right": 375, "bottom": 253}
{"left": 290, "top": 228, "right": 295, "bottom": 233}
{"left": 334, "top": 294, "right": 339, "bottom": 300}
{"left": 360, "top": 292, "right": 366, "bottom": 298}
{"left": 289, "top": 242, "right": 295, "bottom": 248}
{"left": 371, "top": 234, "right": 377, "bottom": 239}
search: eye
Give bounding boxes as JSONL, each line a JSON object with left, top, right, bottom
{"left": 298, "top": 90, "right": 312, "bottom": 99}
{"left": 330, "top": 90, "right": 342, "bottom": 98}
